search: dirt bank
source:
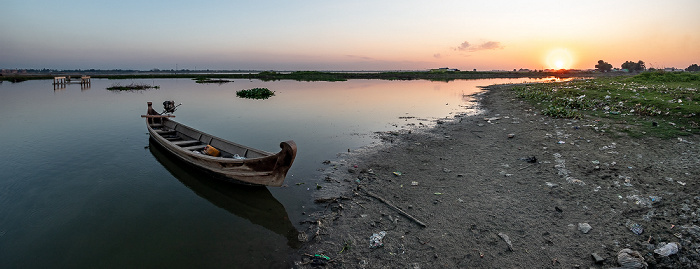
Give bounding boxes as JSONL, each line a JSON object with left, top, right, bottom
{"left": 294, "top": 84, "right": 700, "bottom": 268}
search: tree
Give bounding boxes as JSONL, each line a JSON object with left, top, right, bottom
{"left": 621, "top": 60, "right": 646, "bottom": 72}
{"left": 595, "top": 60, "right": 613, "bottom": 72}
{"left": 636, "top": 60, "right": 645, "bottom": 71}
{"left": 687, "top": 64, "right": 700, "bottom": 72}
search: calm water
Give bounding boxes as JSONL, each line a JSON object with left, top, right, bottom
{"left": 0, "top": 77, "right": 538, "bottom": 268}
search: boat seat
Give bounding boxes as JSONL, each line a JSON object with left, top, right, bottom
{"left": 182, "top": 145, "right": 206, "bottom": 151}
{"left": 156, "top": 129, "right": 175, "bottom": 135}
{"left": 150, "top": 124, "right": 164, "bottom": 128}
{"left": 172, "top": 140, "right": 200, "bottom": 146}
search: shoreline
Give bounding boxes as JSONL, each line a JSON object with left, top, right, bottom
{"left": 293, "top": 84, "right": 699, "bottom": 268}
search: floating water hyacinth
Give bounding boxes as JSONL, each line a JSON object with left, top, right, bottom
{"left": 236, "top": 88, "right": 275, "bottom": 99}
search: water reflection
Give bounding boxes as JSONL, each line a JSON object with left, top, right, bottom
{"left": 148, "top": 139, "right": 300, "bottom": 249}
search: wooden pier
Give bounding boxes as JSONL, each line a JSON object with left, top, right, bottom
{"left": 53, "top": 75, "right": 91, "bottom": 90}
{"left": 53, "top": 76, "right": 90, "bottom": 86}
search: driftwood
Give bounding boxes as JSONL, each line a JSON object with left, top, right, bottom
{"left": 364, "top": 190, "right": 427, "bottom": 228}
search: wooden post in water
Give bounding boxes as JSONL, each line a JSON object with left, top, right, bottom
{"left": 80, "top": 76, "right": 90, "bottom": 86}
{"left": 53, "top": 76, "right": 66, "bottom": 85}
{"left": 53, "top": 76, "right": 66, "bottom": 90}
{"left": 80, "top": 76, "right": 91, "bottom": 90}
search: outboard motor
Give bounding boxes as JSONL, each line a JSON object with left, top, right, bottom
{"left": 162, "top": 100, "right": 178, "bottom": 114}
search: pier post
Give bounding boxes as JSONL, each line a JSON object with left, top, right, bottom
{"left": 80, "top": 76, "right": 90, "bottom": 85}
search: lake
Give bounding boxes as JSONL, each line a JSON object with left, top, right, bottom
{"left": 0, "top": 77, "right": 541, "bottom": 268}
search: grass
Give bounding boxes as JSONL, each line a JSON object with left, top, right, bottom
{"left": 236, "top": 87, "right": 275, "bottom": 99}
{"left": 106, "top": 83, "right": 160, "bottom": 91}
{"left": 512, "top": 71, "right": 699, "bottom": 138}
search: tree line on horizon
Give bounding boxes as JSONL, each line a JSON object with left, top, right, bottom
{"left": 595, "top": 60, "right": 699, "bottom": 73}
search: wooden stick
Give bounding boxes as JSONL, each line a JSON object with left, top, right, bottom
{"left": 365, "top": 190, "right": 427, "bottom": 228}
{"left": 141, "top": 114, "right": 175, "bottom": 118}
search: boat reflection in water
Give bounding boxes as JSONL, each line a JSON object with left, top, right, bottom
{"left": 149, "top": 140, "right": 301, "bottom": 249}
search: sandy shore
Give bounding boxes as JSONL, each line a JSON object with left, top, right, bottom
{"left": 293, "top": 84, "right": 699, "bottom": 268}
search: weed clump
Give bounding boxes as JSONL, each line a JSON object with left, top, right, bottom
{"left": 236, "top": 87, "right": 275, "bottom": 99}
{"left": 106, "top": 83, "right": 159, "bottom": 91}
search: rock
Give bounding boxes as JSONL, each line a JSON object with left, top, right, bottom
{"left": 617, "top": 249, "right": 647, "bottom": 269}
{"left": 591, "top": 252, "right": 604, "bottom": 264}
{"left": 578, "top": 223, "right": 592, "bottom": 234}
{"left": 508, "top": 133, "right": 515, "bottom": 138}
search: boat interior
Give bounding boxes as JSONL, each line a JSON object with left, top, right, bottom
{"left": 149, "top": 120, "right": 269, "bottom": 159}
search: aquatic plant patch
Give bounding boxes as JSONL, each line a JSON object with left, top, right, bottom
{"left": 106, "top": 83, "right": 159, "bottom": 91}
{"left": 236, "top": 87, "right": 275, "bottom": 99}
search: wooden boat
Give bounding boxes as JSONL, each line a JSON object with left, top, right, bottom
{"left": 142, "top": 102, "right": 296, "bottom": 187}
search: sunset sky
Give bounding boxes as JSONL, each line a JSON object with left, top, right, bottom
{"left": 2, "top": 0, "right": 698, "bottom": 71}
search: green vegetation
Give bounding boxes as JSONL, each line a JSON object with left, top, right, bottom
{"left": 513, "top": 72, "right": 699, "bottom": 138}
{"left": 0, "top": 77, "right": 29, "bottom": 83}
{"left": 236, "top": 87, "right": 275, "bottom": 99}
{"left": 106, "top": 83, "right": 160, "bottom": 91}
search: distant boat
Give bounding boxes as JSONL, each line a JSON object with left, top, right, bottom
{"left": 143, "top": 102, "right": 296, "bottom": 187}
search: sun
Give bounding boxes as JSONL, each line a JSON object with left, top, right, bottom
{"left": 555, "top": 60, "right": 565, "bottom": 69}
{"left": 546, "top": 48, "right": 574, "bottom": 70}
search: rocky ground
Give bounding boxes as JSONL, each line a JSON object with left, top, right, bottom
{"left": 293, "top": 84, "right": 700, "bottom": 268}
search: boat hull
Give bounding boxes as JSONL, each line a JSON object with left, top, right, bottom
{"left": 145, "top": 117, "right": 296, "bottom": 187}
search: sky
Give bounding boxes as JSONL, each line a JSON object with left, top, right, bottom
{"left": 2, "top": 0, "right": 699, "bottom": 71}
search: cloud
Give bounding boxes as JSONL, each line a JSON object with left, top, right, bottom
{"left": 433, "top": 53, "right": 442, "bottom": 58}
{"left": 457, "top": 42, "right": 471, "bottom": 51}
{"left": 455, "top": 41, "right": 504, "bottom": 52}
{"left": 345, "top": 55, "right": 374, "bottom": 60}
{"left": 478, "top": 41, "right": 503, "bottom": 50}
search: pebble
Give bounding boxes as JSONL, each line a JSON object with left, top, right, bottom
{"left": 578, "top": 223, "right": 592, "bottom": 234}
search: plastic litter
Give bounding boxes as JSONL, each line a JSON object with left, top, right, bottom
{"left": 629, "top": 223, "right": 644, "bottom": 235}
{"left": 310, "top": 254, "right": 330, "bottom": 266}
{"left": 393, "top": 171, "right": 402, "bottom": 176}
{"left": 654, "top": 242, "right": 679, "bottom": 257}
{"left": 369, "top": 231, "right": 387, "bottom": 248}
{"left": 498, "top": 232, "right": 514, "bottom": 251}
